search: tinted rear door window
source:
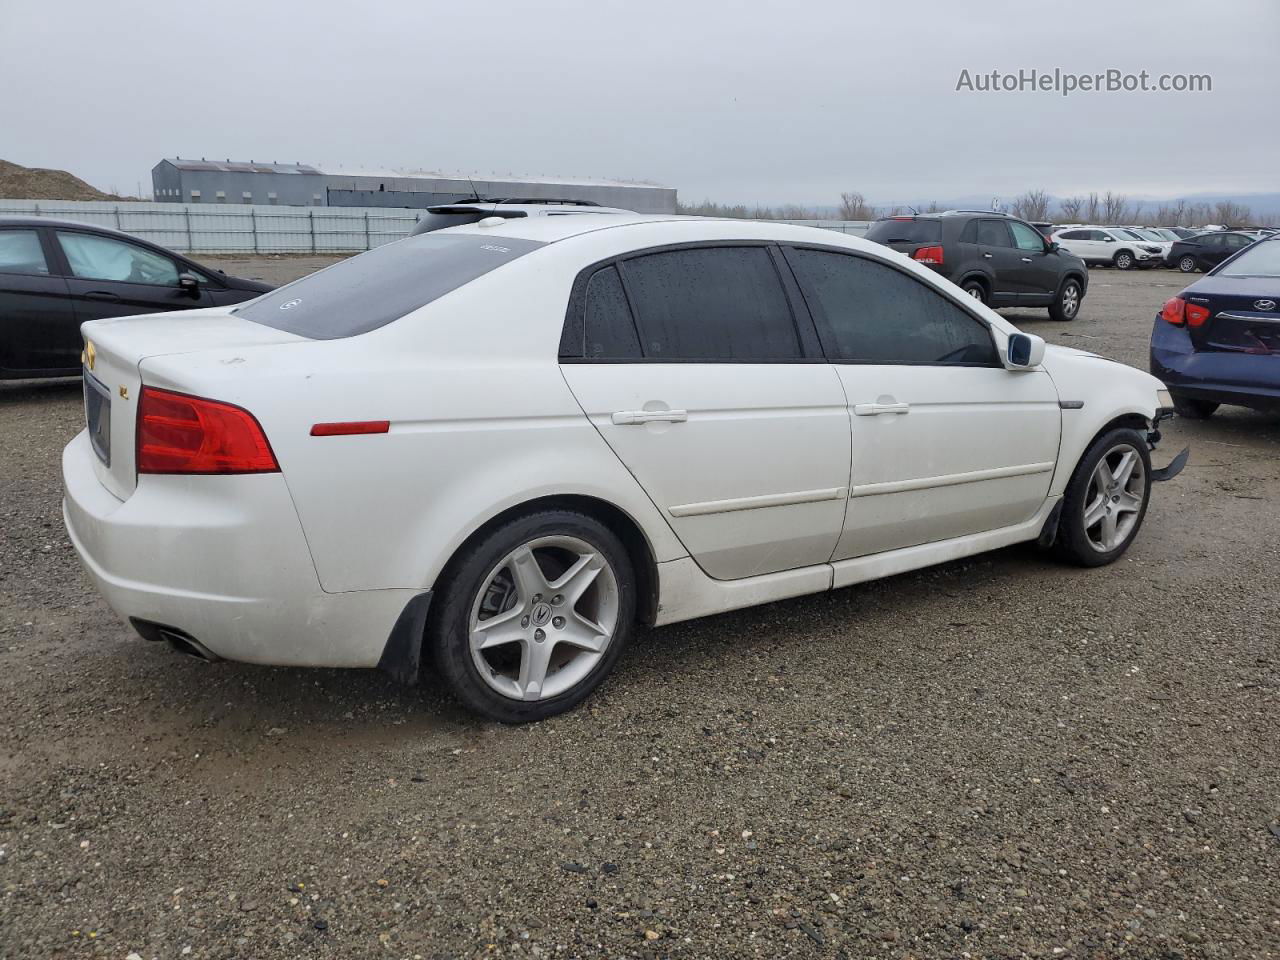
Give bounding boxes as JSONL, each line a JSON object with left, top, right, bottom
{"left": 236, "top": 233, "right": 545, "bottom": 339}
{"left": 621, "top": 246, "right": 802, "bottom": 360}
{"left": 583, "top": 265, "right": 641, "bottom": 359}
{"left": 787, "top": 248, "right": 998, "bottom": 365}
{"left": 0, "top": 230, "right": 49, "bottom": 275}
{"left": 975, "top": 220, "right": 1013, "bottom": 246}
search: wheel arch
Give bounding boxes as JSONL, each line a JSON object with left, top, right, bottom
{"left": 957, "top": 272, "right": 991, "bottom": 296}
{"left": 431, "top": 493, "right": 662, "bottom": 627}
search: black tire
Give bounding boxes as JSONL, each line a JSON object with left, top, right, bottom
{"left": 1178, "top": 255, "right": 1198, "bottom": 273}
{"left": 429, "top": 509, "right": 636, "bottom": 723}
{"left": 1048, "top": 277, "right": 1082, "bottom": 322}
{"left": 960, "top": 278, "right": 988, "bottom": 305}
{"left": 1114, "top": 250, "right": 1135, "bottom": 271}
{"left": 1171, "top": 393, "right": 1218, "bottom": 419}
{"left": 1053, "top": 427, "right": 1152, "bottom": 568}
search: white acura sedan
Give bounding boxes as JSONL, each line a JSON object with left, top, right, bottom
{"left": 63, "top": 215, "right": 1184, "bottom": 722}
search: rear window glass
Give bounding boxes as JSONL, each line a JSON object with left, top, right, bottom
{"left": 1218, "top": 238, "right": 1280, "bottom": 278}
{"left": 864, "top": 219, "right": 941, "bottom": 244}
{"left": 235, "top": 233, "right": 545, "bottom": 339}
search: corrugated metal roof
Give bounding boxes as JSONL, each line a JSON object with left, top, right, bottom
{"left": 164, "top": 159, "right": 323, "bottom": 175}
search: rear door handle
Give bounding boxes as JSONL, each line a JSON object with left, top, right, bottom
{"left": 1020, "top": 257, "right": 1033, "bottom": 262}
{"left": 612, "top": 409, "right": 688, "bottom": 425}
{"left": 84, "top": 291, "right": 121, "bottom": 302}
{"left": 982, "top": 252, "right": 993, "bottom": 259}
{"left": 853, "top": 402, "right": 910, "bottom": 416}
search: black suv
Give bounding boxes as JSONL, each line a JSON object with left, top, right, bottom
{"left": 864, "top": 211, "right": 1088, "bottom": 321}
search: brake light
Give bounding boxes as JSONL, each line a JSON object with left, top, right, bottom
{"left": 912, "top": 245, "right": 944, "bottom": 265}
{"left": 137, "top": 387, "right": 279, "bottom": 474}
{"left": 1161, "top": 297, "right": 1185, "bottom": 325}
{"left": 1185, "top": 302, "right": 1211, "bottom": 328}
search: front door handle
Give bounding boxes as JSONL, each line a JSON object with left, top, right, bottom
{"left": 612, "top": 409, "right": 689, "bottom": 426}
{"left": 84, "top": 291, "right": 121, "bottom": 302}
{"left": 853, "top": 402, "right": 910, "bottom": 416}
{"left": 982, "top": 252, "right": 993, "bottom": 259}
{"left": 1020, "top": 257, "right": 1033, "bottom": 262}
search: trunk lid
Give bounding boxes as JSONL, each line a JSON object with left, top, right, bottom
{"left": 1185, "top": 277, "right": 1280, "bottom": 356}
{"left": 79, "top": 309, "right": 305, "bottom": 500}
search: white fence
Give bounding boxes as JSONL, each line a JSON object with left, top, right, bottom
{"left": 0, "top": 199, "right": 420, "bottom": 254}
{"left": 0, "top": 199, "right": 869, "bottom": 254}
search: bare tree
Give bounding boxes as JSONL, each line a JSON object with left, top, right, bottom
{"left": 1101, "top": 191, "right": 1129, "bottom": 224}
{"left": 1011, "top": 189, "right": 1051, "bottom": 221}
{"left": 1213, "top": 200, "right": 1252, "bottom": 227}
{"left": 1083, "top": 193, "right": 1101, "bottom": 223}
{"left": 1057, "top": 196, "right": 1084, "bottom": 222}
{"left": 838, "top": 191, "right": 877, "bottom": 220}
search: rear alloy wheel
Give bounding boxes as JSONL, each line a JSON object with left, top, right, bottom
{"left": 961, "top": 279, "right": 988, "bottom": 305}
{"left": 431, "top": 510, "right": 635, "bottom": 723}
{"left": 1048, "top": 278, "right": 1082, "bottom": 322}
{"left": 1053, "top": 428, "right": 1152, "bottom": 567}
{"left": 1178, "top": 255, "right": 1198, "bottom": 273}
{"left": 1114, "top": 250, "right": 1135, "bottom": 270}
{"left": 1171, "top": 393, "right": 1218, "bottom": 419}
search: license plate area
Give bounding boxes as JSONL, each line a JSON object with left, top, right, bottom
{"left": 84, "top": 373, "right": 111, "bottom": 466}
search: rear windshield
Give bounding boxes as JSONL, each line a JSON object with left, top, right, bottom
{"left": 235, "top": 233, "right": 545, "bottom": 339}
{"left": 863, "top": 218, "right": 941, "bottom": 244}
{"left": 1218, "top": 238, "right": 1280, "bottom": 278}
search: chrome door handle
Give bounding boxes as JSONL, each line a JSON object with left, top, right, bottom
{"left": 1021, "top": 257, "right": 1033, "bottom": 262}
{"left": 612, "top": 409, "right": 688, "bottom": 425}
{"left": 982, "top": 252, "right": 993, "bottom": 259}
{"left": 853, "top": 402, "right": 910, "bottom": 416}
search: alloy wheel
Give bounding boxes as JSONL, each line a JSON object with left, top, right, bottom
{"left": 1061, "top": 283, "right": 1080, "bottom": 318}
{"left": 1179, "top": 256, "right": 1197, "bottom": 273}
{"left": 468, "top": 535, "right": 620, "bottom": 701}
{"left": 1082, "top": 443, "right": 1146, "bottom": 552}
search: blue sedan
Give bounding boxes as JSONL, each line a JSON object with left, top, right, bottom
{"left": 1150, "top": 235, "right": 1280, "bottom": 418}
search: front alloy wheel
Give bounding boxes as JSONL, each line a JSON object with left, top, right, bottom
{"left": 1049, "top": 279, "right": 1081, "bottom": 321}
{"left": 1178, "top": 255, "right": 1198, "bottom": 273}
{"left": 431, "top": 510, "right": 635, "bottom": 723}
{"left": 1115, "top": 251, "right": 1135, "bottom": 270}
{"left": 1053, "top": 427, "right": 1152, "bottom": 567}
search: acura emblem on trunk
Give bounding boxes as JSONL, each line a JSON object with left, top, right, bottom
{"left": 1254, "top": 299, "right": 1276, "bottom": 311}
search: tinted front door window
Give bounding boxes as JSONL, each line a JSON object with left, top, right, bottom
{"left": 788, "top": 249, "right": 997, "bottom": 365}
{"left": 620, "top": 246, "right": 801, "bottom": 360}
{"left": 1009, "top": 221, "right": 1046, "bottom": 251}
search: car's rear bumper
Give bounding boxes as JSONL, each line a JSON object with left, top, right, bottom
{"left": 1149, "top": 317, "right": 1280, "bottom": 409}
{"left": 62, "top": 430, "right": 419, "bottom": 667}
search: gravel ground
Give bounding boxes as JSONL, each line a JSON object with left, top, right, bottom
{"left": 1, "top": 264, "right": 1277, "bottom": 960}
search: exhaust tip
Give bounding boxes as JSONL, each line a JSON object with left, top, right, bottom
{"left": 130, "top": 619, "right": 221, "bottom": 662}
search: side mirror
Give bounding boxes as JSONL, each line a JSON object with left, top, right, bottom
{"left": 178, "top": 273, "right": 200, "bottom": 297}
{"left": 1006, "top": 332, "right": 1046, "bottom": 369}
{"left": 1047, "top": 241, "right": 1061, "bottom": 253}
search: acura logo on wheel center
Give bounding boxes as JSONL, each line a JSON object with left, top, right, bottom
{"left": 1254, "top": 299, "right": 1276, "bottom": 311}
{"left": 531, "top": 602, "right": 553, "bottom": 626}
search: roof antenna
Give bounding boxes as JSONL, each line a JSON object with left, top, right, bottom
{"left": 465, "top": 172, "right": 480, "bottom": 201}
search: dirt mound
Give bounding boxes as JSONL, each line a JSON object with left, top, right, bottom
{"left": 0, "top": 158, "right": 128, "bottom": 201}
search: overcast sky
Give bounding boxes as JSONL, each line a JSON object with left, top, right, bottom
{"left": 4, "top": 0, "right": 1277, "bottom": 207}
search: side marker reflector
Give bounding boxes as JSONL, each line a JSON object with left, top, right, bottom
{"left": 310, "top": 420, "right": 391, "bottom": 437}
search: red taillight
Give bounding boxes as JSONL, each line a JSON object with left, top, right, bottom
{"left": 1161, "top": 297, "right": 1186, "bottom": 326}
{"left": 137, "top": 387, "right": 279, "bottom": 475}
{"left": 1185, "top": 302, "right": 1211, "bottom": 328}
{"left": 912, "top": 245, "right": 944, "bottom": 265}
{"left": 310, "top": 420, "right": 390, "bottom": 437}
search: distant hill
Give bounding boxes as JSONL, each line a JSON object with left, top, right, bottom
{"left": 0, "top": 159, "right": 127, "bottom": 201}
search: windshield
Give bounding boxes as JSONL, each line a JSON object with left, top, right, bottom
{"left": 235, "top": 233, "right": 545, "bottom": 339}
{"left": 1218, "top": 238, "right": 1280, "bottom": 278}
{"left": 1132, "top": 229, "right": 1164, "bottom": 242}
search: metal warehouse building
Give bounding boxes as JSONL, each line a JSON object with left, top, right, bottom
{"left": 151, "top": 159, "right": 677, "bottom": 213}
